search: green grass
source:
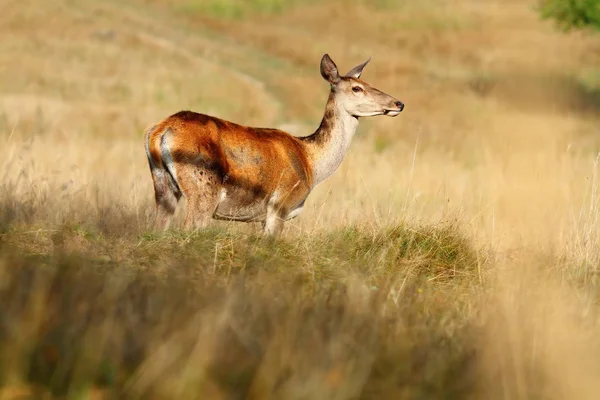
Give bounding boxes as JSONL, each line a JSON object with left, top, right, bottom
{"left": 179, "top": 0, "right": 304, "bottom": 19}
{"left": 176, "top": 0, "right": 435, "bottom": 19}
{"left": 576, "top": 68, "right": 600, "bottom": 92}
{"left": 0, "top": 216, "right": 484, "bottom": 398}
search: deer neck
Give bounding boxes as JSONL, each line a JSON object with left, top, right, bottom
{"left": 302, "top": 91, "right": 359, "bottom": 187}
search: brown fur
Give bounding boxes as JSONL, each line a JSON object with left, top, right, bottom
{"left": 301, "top": 92, "right": 336, "bottom": 146}
{"left": 146, "top": 111, "right": 313, "bottom": 230}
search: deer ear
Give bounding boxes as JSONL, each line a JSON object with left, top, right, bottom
{"left": 345, "top": 57, "right": 372, "bottom": 79}
{"left": 320, "top": 54, "right": 340, "bottom": 85}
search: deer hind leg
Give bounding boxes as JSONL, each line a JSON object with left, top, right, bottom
{"left": 149, "top": 167, "right": 181, "bottom": 231}
{"left": 174, "top": 163, "right": 221, "bottom": 231}
{"left": 146, "top": 128, "right": 180, "bottom": 231}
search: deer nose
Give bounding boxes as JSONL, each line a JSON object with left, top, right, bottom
{"left": 395, "top": 101, "right": 404, "bottom": 111}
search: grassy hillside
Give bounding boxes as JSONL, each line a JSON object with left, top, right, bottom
{"left": 2, "top": 0, "right": 600, "bottom": 398}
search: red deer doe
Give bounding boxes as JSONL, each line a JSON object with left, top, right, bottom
{"left": 145, "top": 54, "right": 404, "bottom": 236}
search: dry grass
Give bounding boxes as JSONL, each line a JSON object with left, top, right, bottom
{"left": 2, "top": 0, "right": 600, "bottom": 398}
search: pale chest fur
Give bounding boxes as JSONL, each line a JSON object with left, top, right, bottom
{"left": 306, "top": 102, "right": 359, "bottom": 188}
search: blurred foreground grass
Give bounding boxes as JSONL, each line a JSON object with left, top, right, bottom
{"left": 0, "top": 220, "right": 482, "bottom": 399}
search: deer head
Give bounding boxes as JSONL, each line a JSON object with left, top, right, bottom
{"left": 320, "top": 54, "right": 404, "bottom": 118}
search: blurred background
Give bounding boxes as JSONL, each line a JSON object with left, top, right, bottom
{"left": 2, "top": 0, "right": 600, "bottom": 398}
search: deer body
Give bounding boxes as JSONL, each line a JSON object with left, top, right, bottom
{"left": 145, "top": 54, "right": 404, "bottom": 236}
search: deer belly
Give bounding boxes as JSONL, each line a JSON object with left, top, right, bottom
{"left": 212, "top": 187, "right": 268, "bottom": 222}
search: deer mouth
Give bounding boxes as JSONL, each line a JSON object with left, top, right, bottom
{"left": 383, "top": 102, "right": 404, "bottom": 116}
{"left": 383, "top": 109, "right": 402, "bottom": 117}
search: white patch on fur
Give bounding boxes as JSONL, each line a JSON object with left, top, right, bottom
{"left": 264, "top": 212, "right": 280, "bottom": 235}
{"left": 160, "top": 130, "right": 180, "bottom": 190}
{"left": 285, "top": 205, "right": 304, "bottom": 220}
{"left": 262, "top": 191, "right": 282, "bottom": 235}
{"left": 144, "top": 128, "right": 158, "bottom": 170}
{"left": 219, "top": 188, "right": 227, "bottom": 203}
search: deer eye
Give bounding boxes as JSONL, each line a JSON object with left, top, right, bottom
{"left": 352, "top": 86, "right": 363, "bottom": 93}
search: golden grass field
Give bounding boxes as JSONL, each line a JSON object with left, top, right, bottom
{"left": 2, "top": 0, "right": 600, "bottom": 398}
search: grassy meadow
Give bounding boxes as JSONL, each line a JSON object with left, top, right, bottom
{"left": 2, "top": 0, "right": 600, "bottom": 398}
